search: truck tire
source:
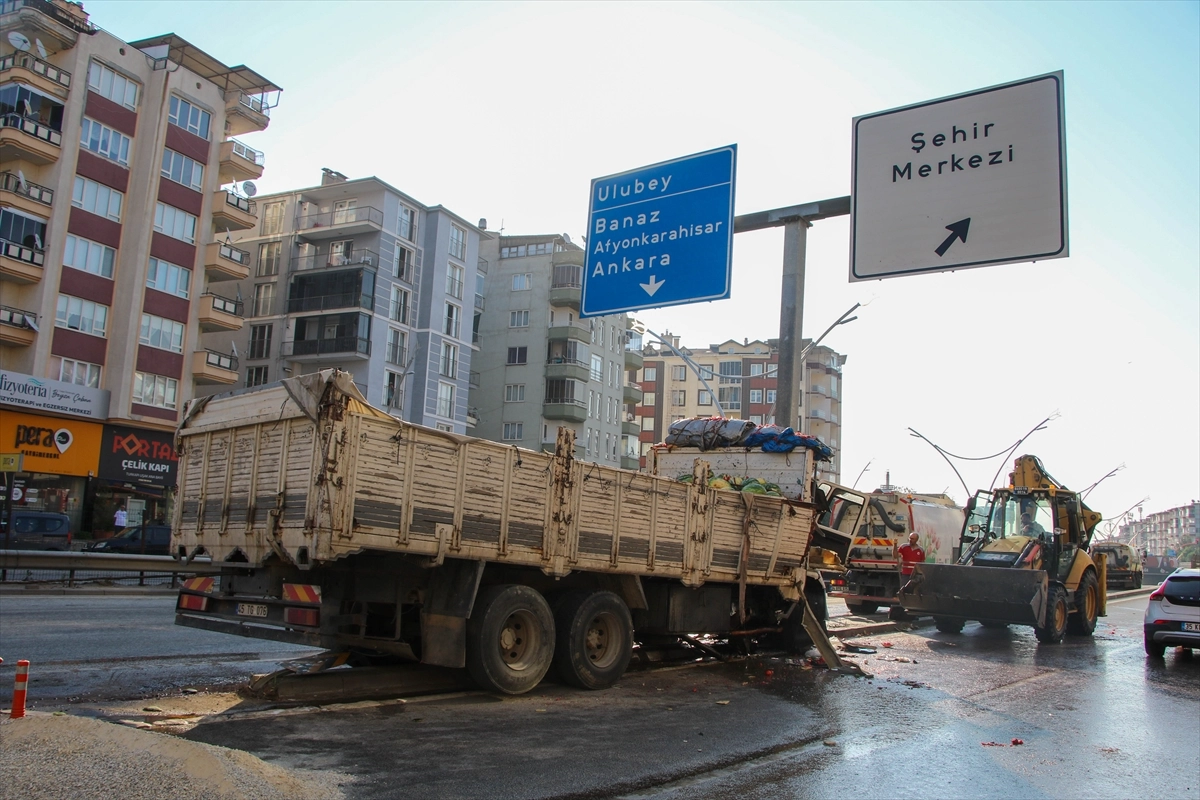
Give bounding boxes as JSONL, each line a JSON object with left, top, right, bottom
{"left": 1066, "top": 570, "right": 1099, "bottom": 636}
{"left": 1035, "top": 585, "right": 1069, "bottom": 644}
{"left": 466, "top": 584, "right": 555, "bottom": 695}
{"left": 553, "top": 590, "right": 633, "bottom": 690}
{"left": 934, "top": 617, "right": 964, "bottom": 634}
{"left": 845, "top": 601, "right": 878, "bottom": 616}
{"left": 1134, "top": 572, "right": 1143, "bottom": 589}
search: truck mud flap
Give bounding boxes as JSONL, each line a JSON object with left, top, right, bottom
{"left": 897, "top": 564, "right": 1048, "bottom": 627}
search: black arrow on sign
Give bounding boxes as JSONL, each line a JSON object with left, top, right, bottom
{"left": 934, "top": 218, "right": 971, "bottom": 257}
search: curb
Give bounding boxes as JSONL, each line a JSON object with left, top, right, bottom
{"left": 828, "top": 615, "right": 934, "bottom": 639}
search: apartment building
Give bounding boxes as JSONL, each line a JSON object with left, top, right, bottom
{"left": 211, "top": 170, "right": 485, "bottom": 433}
{"left": 471, "top": 234, "right": 641, "bottom": 467}
{"left": 1119, "top": 501, "right": 1199, "bottom": 557}
{"left": 636, "top": 335, "right": 846, "bottom": 483}
{"left": 0, "top": 0, "right": 277, "bottom": 534}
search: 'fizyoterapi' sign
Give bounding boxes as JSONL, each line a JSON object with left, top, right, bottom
{"left": 0, "top": 371, "right": 111, "bottom": 419}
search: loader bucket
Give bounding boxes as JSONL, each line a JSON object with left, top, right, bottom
{"left": 898, "top": 564, "right": 1049, "bottom": 627}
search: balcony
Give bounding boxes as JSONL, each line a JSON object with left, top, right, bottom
{"left": 0, "top": 170, "right": 52, "bottom": 218}
{"left": 543, "top": 399, "right": 588, "bottom": 423}
{"left": 203, "top": 240, "right": 251, "bottom": 282}
{"left": 0, "top": 113, "right": 61, "bottom": 165}
{"left": 282, "top": 335, "right": 371, "bottom": 363}
{"left": 291, "top": 247, "right": 379, "bottom": 272}
{"left": 622, "top": 416, "right": 639, "bottom": 437}
{"left": 197, "top": 293, "right": 244, "bottom": 333}
{"left": 623, "top": 382, "right": 643, "bottom": 404}
{"left": 217, "top": 138, "right": 264, "bottom": 183}
{"left": 295, "top": 206, "right": 383, "bottom": 240}
{"left": 0, "top": 0, "right": 94, "bottom": 50}
{"left": 0, "top": 51, "right": 70, "bottom": 99}
{"left": 547, "top": 322, "right": 590, "bottom": 344}
{"left": 0, "top": 236, "right": 44, "bottom": 283}
{"left": 0, "top": 303, "right": 37, "bottom": 346}
{"left": 287, "top": 291, "right": 371, "bottom": 314}
{"left": 465, "top": 407, "right": 479, "bottom": 428}
{"left": 544, "top": 356, "right": 590, "bottom": 383}
{"left": 211, "top": 190, "right": 257, "bottom": 232}
{"left": 549, "top": 262, "right": 582, "bottom": 309}
{"left": 624, "top": 348, "right": 643, "bottom": 370}
{"left": 192, "top": 349, "right": 239, "bottom": 385}
{"left": 621, "top": 455, "right": 641, "bottom": 471}
{"left": 468, "top": 371, "right": 480, "bottom": 388}
{"left": 224, "top": 91, "right": 270, "bottom": 137}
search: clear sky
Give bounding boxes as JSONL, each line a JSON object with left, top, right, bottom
{"left": 88, "top": 0, "right": 1200, "bottom": 527}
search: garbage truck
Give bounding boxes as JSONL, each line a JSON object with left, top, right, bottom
{"left": 898, "top": 455, "right": 1105, "bottom": 643}
{"left": 171, "top": 371, "right": 843, "bottom": 694}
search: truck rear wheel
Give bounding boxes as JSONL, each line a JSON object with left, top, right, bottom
{"left": 466, "top": 584, "right": 555, "bottom": 695}
{"left": 1066, "top": 570, "right": 1099, "bottom": 636}
{"left": 1035, "top": 585, "right": 1069, "bottom": 644}
{"left": 934, "top": 617, "right": 964, "bottom": 633}
{"left": 846, "top": 601, "right": 878, "bottom": 616}
{"left": 553, "top": 590, "right": 633, "bottom": 690}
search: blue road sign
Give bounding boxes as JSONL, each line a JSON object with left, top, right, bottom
{"left": 581, "top": 145, "right": 736, "bottom": 318}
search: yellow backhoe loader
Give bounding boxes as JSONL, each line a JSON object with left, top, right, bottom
{"left": 898, "top": 455, "right": 1105, "bottom": 643}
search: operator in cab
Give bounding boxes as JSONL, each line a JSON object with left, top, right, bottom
{"left": 1020, "top": 511, "right": 1047, "bottom": 538}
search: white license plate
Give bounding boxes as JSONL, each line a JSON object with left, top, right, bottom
{"left": 1183, "top": 622, "right": 1200, "bottom": 633}
{"left": 236, "top": 603, "right": 269, "bottom": 618}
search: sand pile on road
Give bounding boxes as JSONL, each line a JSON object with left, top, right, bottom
{"left": 0, "top": 713, "right": 347, "bottom": 800}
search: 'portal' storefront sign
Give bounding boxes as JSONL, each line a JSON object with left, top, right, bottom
{"left": 98, "top": 425, "right": 179, "bottom": 486}
{"left": 0, "top": 371, "right": 111, "bottom": 419}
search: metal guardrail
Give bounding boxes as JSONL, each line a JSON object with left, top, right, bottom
{"left": 0, "top": 549, "right": 215, "bottom": 572}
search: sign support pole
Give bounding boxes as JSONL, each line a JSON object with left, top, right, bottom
{"left": 775, "top": 220, "right": 809, "bottom": 430}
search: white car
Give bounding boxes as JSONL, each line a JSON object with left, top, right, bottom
{"left": 1144, "top": 568, "right": 1200, "bottom": 657}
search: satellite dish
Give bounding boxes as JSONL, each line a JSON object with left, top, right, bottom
{"left": 34, "top": 38, "right": 48, "bottom": 59}
{"left": 241, "top": 181, "right": 258, "bottom": 197}
{"left": 562, "top": 233, "right": 572, "bottom": 244}
{"left": 8, "top": 31, "right": 31, "bottom": 51}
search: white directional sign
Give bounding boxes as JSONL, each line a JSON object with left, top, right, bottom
{"left": 850, "top": 72, "right": 1067, "bottom": 282}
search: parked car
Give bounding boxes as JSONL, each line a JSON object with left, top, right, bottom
{"left": 1144, "top": 568, "right": 1200, "bottom": 658}
{"left": 1091, "top": 542, "right": 1143, "bottom": 588}
{"left": 86, "top": 524, "right": 172, "bottom": 556}
{"left": 0, "top": 511, "right": 73, "bottom": 551}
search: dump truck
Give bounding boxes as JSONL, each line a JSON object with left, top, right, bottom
{"left": 1090, "top": 542, "right": 1143, "bottom": 589}
{"left": 822, "top": 487, "right": 964, "bottom": 615}
{"left": 171, "top": 371, "right": 839, "bottom": 695}
{"left": 898, "top": 455, "right": 1105, "bottom": 643}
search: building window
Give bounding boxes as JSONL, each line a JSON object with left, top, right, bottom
{"left": 750, "top": 389, "right": 763, "bottom": 405}
{"left": 386, "top": 328, "right": 406, "bottom": 366}
{"left": 698, "top": 364, "right": 715, "bottom": 380}
{"left": 671, "top": 365, "right": 687, "bottom": 381}
{"left": 154, "top": 202, "right": 196, "bottom": 244}
{"left": 643, "top": 391, "right": 656, "bottom": 407}
{"left": 140, "top": 313, "right": 185, "bottom": 353}
{"left": 55, "top": 295, "right": 108, "bottom": 336}
{"left": 448, "top": 224, "right": 466, "bottom": 260}
{"left": 750, "top": 415, "right": 763, "bottom": 425}
{"left": 507, "top": 346, "right": 527, "bottom": 365}
{"left": 390, "top": 286, "right": 411, "bottom": 324}
{"left": 512, "top": 273, "right": 531, "bottom": 291}
{"left": 750, "top": 363, "right": 764, "bottom": 376}
{"left": 545, "top": 379, "right": 582, "bottom": 404}
{"left": 257, "top": 241, "right": 281, "bottom": 276}
{"left": 252, "top": 283, "right": 275, "bottom": 316}
{"left": 444, "top": 303, "right": 460, "bottom": 338}
{"left": 55, "top": 357, "right": 101, "bottom": 387}
{"left": 441, "top": 342, "right": 458, "bottom": 379}
{"left": 146, "top": 258, "right": 191, "bottom": 300}
{"left": 79, "top": 117, "right": 131, "bottom": 166}
{"left": 394, "top": 245, "right": 414, "bottom": 282}
{"left": 160, "top": 148, "right": 203, "bottom": 191}
{"left": 245, "top": 366, "right": 269, "bottom": 387}
{"left": 719, "top": 360, "right": 742, "bottom": 383}
{"left": 63, "top": 234, "right": 115, "bottom": 278}
{"left": 168, "top": 95, "right": 210, "bottom": 139}
{"left": 399, "top": 206, "right": 417, "bottom": 242}
{"left": 446, "top": 263, "right": 464, "bottom": 299}
{"left": 698, "top": 389, "right": 712, "bottom": 406}
{"left": 505, "top": 384, "right": 525, "bottom": 402}
{"left": 643, "top": 367, "right": 657, "bottom": 382}
{"left": 766, "top": 389, "right": 776, "bottom": 404}
{"left": 503, "top": 422, "right": 523, "bottom": 441}
{"left": 87, "top": 61, "right": 138, "bottom": 109}
{"left": 385, "top": 371, "right": 405, "bottom": 409}
{"left": 332, "top": 199, "right": 357, "bottom": 225}
{"left": 248, "top": 324, "right": 272, "bottom": 359}
{"left": 509, "top": 310, "right": 529, "bottom": 328}
{"left": 261, "top": 202, "right": 285, "bottom": 235}
{"left": 590, "top": 354, "right": 603, "bottom": 382}
{"left": 132, "top": 372, "right": 178, "bottom": 409}
{"left": 72, "top": 176, "right": 122, "bottom": 221}
{"left": 671, "top": 390, "right": 686, "bottom": 406}
{"left": 436, "top": 382, "right": 455, "bottom": 417}
{"left": 718, "top": 387, "right": 741, "bottom": 409}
